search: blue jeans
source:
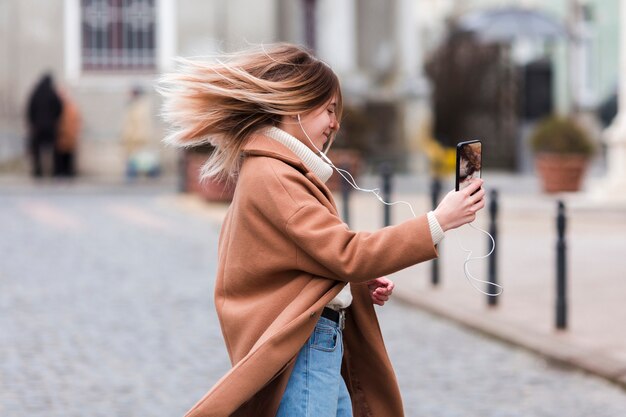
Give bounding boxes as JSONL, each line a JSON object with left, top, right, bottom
{"left": 276, "top": 316, "right": 353, "bottom": 417}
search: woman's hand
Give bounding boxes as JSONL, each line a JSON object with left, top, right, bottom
{"left": 433, "top": 179, "right": 485, "bottom": 232}
{"left": 366, "top": 276, "right": 395, "bottom": 306}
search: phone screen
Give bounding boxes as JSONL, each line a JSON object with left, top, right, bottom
{"left": 456, "top": 140, "right": 482, "bottom": 191}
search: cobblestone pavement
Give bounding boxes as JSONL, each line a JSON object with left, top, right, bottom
{"left": 1, "top": 185, "right": 625, "bottom": 417}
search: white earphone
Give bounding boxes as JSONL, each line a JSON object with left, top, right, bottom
{"left": 296, "top": 114, "right": 417, "bottom": 217}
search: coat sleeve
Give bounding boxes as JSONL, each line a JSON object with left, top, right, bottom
{"left": 246, "top": 158, "right": 439, "bottom": 283}
{"left": 285, "top": 202, "right": 438, "bottom": 283}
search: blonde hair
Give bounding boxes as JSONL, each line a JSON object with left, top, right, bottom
{"left": 158, "top": 43, "right": 343, "bottom": 181}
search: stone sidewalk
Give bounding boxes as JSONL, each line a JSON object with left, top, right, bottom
{"left": 176, "top": 171, "right": 626, "bottom": 391}
{"left": 342, "top": 173, "right": 626, "bottom": 391}
{"left": 4, "top": 182, "right": 626, "bottom": 417}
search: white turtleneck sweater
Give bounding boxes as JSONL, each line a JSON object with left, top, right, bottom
{"left": 263, "top": 126, "right": 445, "bottom": 311}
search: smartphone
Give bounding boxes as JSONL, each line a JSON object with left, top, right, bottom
{"left": 455, "top": 140, "right": 482, "bottom": 192}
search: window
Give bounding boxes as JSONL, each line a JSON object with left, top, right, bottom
{"left": 81, "top": 0, "right": 156, "bottom": 72}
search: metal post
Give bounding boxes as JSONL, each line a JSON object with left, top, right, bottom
{"left": 340, "top": 164, "right": 351, "bottom": 226}
{"left": 381, "top": 163, "right": 392, "bottom": 227}
{"left": 431, "top": 177, "right": 442, "bottom": 286}
{"left": 556, "top": 200, "right": 568, "bottom": 330}
{"left": 487, "top": 189, "right": 499, "bottom": 306}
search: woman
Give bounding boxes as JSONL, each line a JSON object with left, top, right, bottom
{"left": 159, "top": 43, "right": 485, "bottom": 417}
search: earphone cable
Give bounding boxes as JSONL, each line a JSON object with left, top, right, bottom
{"left": 296, "top": 116, "right": 500, "bottom": 296}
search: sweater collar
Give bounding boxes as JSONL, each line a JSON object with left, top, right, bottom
{"left": 248, "top": 127, "right": 333, "bottom": 183}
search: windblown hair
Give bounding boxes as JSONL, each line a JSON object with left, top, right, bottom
{"left": 158, "top": 43, "right": 343, "bottom": 181}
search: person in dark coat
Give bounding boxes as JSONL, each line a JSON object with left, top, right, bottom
{"left": 26, "top": 73, "right": 63, "bottom": 177}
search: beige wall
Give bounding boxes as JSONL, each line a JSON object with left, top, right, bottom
{"left": 1, "top": 0, "right": 430, "bottom": 175}
{"left": 14, "top": 0, "right": 66, "bottom": 113}
{"left": 177, "top": 0, "right": 278, "bottom": 56}
{"left": 177, "top": 0, "right": 222, "bottom": 56}
{"left": 75, "top": 0, "right": 279, "bottom": 177}
{"left": 1, "top": 0, "right": 67, "bottom": 163}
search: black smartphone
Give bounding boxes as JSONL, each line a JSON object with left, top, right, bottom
{"left": 455, "top": 140, "right": 482, "bottom": 192}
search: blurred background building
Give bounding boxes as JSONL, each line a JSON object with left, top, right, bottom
{"left": 0, "top": 0, "right": 621, "bottom": 178}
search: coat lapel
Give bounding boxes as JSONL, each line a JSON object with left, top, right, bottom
{"left": 243, "top": 133, "right": 338, "bottom": 214}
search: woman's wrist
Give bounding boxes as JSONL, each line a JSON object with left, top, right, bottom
{"left": 427, "top": 211, "right": 445, "bottom": 244}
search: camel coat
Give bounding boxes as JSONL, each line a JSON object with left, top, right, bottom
{"left": 184, "top": 133, "right": 438, "bottom": 417}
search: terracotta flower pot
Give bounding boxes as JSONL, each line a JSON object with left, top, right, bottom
{"left": 185, "top": 152, "right": 235, "bottom": 202}
{"left": 534, "top": 153, "right": 589, "bottom": 193}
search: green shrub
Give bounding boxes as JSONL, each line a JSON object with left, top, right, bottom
{"left": 530, "top": 116, "right": 595, "bottom": 156}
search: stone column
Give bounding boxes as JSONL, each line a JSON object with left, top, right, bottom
{"left": 395, "top": 0, "right": 430, "bottom": 173}
{"left": 597, "top": 0, "right": 626, "bottom": 199}
{"left": 316, "top": 0, "right": 356, "bottom": 76}
{"left": 396, "top": 0, "right": 417, "bottom": 78}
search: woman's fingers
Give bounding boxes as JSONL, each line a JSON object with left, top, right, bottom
{"left": 463, "top": 178, "right": 483, "bottom": 196}
{"left": 368, "top": 277, "right": 395, "bottom": 306}
{"left": 434, "top": 179, "right": 485, "bottom": 231}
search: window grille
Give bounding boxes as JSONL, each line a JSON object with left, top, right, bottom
{"left": 81, "top": 0, "right": 156, "bottom": 71}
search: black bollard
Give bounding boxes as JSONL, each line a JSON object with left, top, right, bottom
{"left": 381, "top": 163, "right": 393, "bottom": 227}
{"left": 431, "top": 177, "right": 442, "bottom": 286}
{"left": 556, "top": 201, "right": 567, "bottom": 330}
{"left": 340, "top": 164, "right": 351, "bottom": 226}
{"left": 487, "top": 189, "right": 498, "bottom": 306}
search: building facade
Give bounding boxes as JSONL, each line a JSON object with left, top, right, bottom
{"left": 0, "top": 0, "right": 433, "bottom": 176}
{"left": 0, "top": 0, "right": 620, "bottom": 176}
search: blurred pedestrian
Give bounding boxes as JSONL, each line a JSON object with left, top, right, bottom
{"left": 55, "top": 88, "right": 81, "bottom": 177}
{"left": 121, "top": 86, "right": 160, "bottom": 179}
{"left": 26, "top": 73, "right": 63, "bottom": 178}
{"left": 160, "top": 43, "right": 485, "bottom": 417}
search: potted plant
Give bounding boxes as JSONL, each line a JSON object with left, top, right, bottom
{"left": 529, "top": 116, "right": 595, "bottom": 193}
{"left": 183, "top": 144, "right": 235, "bottom": 202}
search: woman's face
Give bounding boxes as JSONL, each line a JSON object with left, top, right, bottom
{"left": 279, "top": 96, "right": 340, "bottom": 154}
